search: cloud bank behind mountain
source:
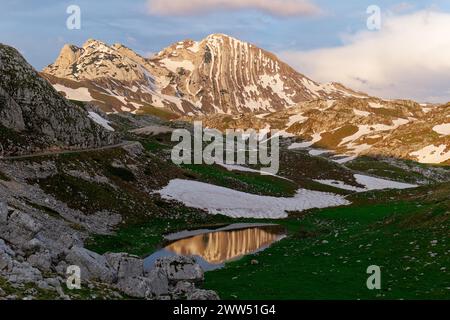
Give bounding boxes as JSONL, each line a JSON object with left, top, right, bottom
{"left": 280, "top": 10, "right": 450, "bottom": 103}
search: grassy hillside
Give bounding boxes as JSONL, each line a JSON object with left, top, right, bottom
{"left": 203, "top": 184, "right": 450, "bottom": 300}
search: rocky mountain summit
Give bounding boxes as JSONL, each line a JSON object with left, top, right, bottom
{"left": 0, "top": 44, "right": 119, "bottom": 156}
{"left": 42, "top": 34, "right": 364, "bottom": 115}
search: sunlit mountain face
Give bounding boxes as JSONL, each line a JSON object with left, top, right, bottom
{"left": 165, "top": 225, "right": 286, "bottom": 265}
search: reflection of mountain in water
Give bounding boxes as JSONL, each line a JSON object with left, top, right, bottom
{"left": 165, "top": 226, "right": 285, "bottom": 265}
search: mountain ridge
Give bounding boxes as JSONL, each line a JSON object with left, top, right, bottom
{"left": 40, "top": 35, "right": 449, "bottom": 164}
{"left": 42, "top": 34, "right": 366, "bottom": 116}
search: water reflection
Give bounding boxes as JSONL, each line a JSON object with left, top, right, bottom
{"left": 144, "top": 224, "right": 286, "bottom": 271}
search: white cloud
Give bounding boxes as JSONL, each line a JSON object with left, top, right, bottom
{"left": 147, "top": 0, "right": 321, "bottom": 17}
{"left": 280, "top": 10, "right": 450, "bottom": 103}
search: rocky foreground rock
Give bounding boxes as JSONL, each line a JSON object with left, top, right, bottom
{"left": 0, "top": 43, "right": 119, "bottom": 156}
{"left": 0, "top": 203, "right": 218, "bottom": 300}
{"left": 0, "top": 153, "right": 219, "bottom": 300}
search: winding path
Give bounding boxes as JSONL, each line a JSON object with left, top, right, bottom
{"left": 0, "top": 141, "right": 138, "bottom": 161}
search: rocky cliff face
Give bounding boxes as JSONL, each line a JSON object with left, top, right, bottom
{"left": 42, "top": 35, "right": 365, "bottom": 116}
{"left": 0, "top": 44, "right": 118, "bottom": 156}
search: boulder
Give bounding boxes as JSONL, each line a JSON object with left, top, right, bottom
{"left": 187, "top": 289, "right": 220, "bottom": 300}
{"left": 145, "top": 268, "right": 170, "bottom": 297}
{"left": 122, "top": 142, "right": 144, "bottom": 157}
{"left": 65, "top": 247, "right": 115, "bottom": 283}
{"left": 22, "top": 238, "right": 44, "bottom": 255}
{"left": 9, "top": 211, "right": 42, "bottom": 234}
{"left": 104, "top": 253, "right": 143, "bottom": 280}
{"left": 116, "top": 276, "right": 151, "bottom": 298}
{"left": 155, "top": 256, "right": 204, "bottom": 284}
{"left": 27, "top": 251, "right": 52, "bottom": 272}
{"left": 7, "top": 261, "right": 43, "bottom": 283}
{"left": 117, "top": 269, "right": 169, "bottom": 299}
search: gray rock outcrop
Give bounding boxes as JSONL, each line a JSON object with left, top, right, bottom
{"left": 0, "top": 43, "right": 119, "bottom": 156}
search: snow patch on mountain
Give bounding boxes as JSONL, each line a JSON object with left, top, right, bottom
{"left": 88, "top": 112, "right": 115, "bottom": 131}
{"left": 315, "top": 174, "right": 417, "bottom": 192}
{"left": 340, "top": 119, "right": 410, "bottom": 147}
{"left": 432, "top": 123, "right": 450, "bottom": 136}
{"left": 160, "top": 58, "right": 195, "bottom": 73}
{"left": 410, "top": 145, "right": 450, "bottom": 164}
{"left": 53, "top": 84, "right": 93, "bottom": 102}
{"left": 353, "top": 109, "right": 371, "bottom": 117}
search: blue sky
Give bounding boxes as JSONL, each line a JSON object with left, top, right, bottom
{"left": 1, "top": 0, "right": 450, "bottom": 101}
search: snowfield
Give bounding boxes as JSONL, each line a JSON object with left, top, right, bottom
{"left": 410, "top": 144, "right": 450, "bottom": 164}
{"left": 315, "top": 174, "right": 417, "bottom": 192}
{"left": 353, "top": 109, "right": 371, "bottom": 117}
{"left": 157, "top": 179, "right": 350, "bottom": 219}
{"left": 354, "top": 174, "right": 417, "bottom": 190}
{"left": 53, "top": 84, "right": 93, "bottom": 102}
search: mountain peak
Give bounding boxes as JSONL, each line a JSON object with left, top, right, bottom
{"left": 205, "top": 33, "right": 235, "bottom": 40}
{"left": 203, "top": 33, "right": 248, "bottom": 47}
{"left": 43, "top": 39, "right": 151, "bottom": 82}
{"left": 43, "top": 36, "right": 365, "bottom": 115}
{"left": 82, "top": 38, "right": 108, "bottom": 48}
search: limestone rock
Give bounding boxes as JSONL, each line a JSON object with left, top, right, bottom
{"left": 105, "top": 253, "right": 143, "bottom": 280}
{"left": 187, "top": 289, "right": 220, "bottom": 300}
{"left": 65, "top": 247, "right": 115, "bottom": 283}
{"left": 27, "top": 251, "right": 52, "bottom": 273}
{"left": 155, "top": 256, "right": 204, "bottom": 284}
{"left": 0, "top": 43, "right": 119, "bottom": 157}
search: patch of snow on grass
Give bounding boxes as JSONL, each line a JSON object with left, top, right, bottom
{"left": 369, "top": 102, "right": 384, "bottom": 109}
{"left": 217, "top": 163, "right": 292, "bottom": 181}
{"left": 309, "top": 149, "right": 330, "bottom": 156}
{"left": 157, "top": 179, "right": 350, "bottom": 219}
{"left": 315, "top": 174, "right": 417, "bottom": 192}
{"left": 53, "top": 84, "right": 93, "bottom": 102}
{"left": 410, "top": 145, "right": 450, "bottom": 164}
{"left": 314, "top": 180, "right": 364, "bottom": 192}
{"left": 287, "top": 113, "right": 308, "bottom": 127}
{"left": 354, "top": 174, "right": 417, "bottom": 190}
